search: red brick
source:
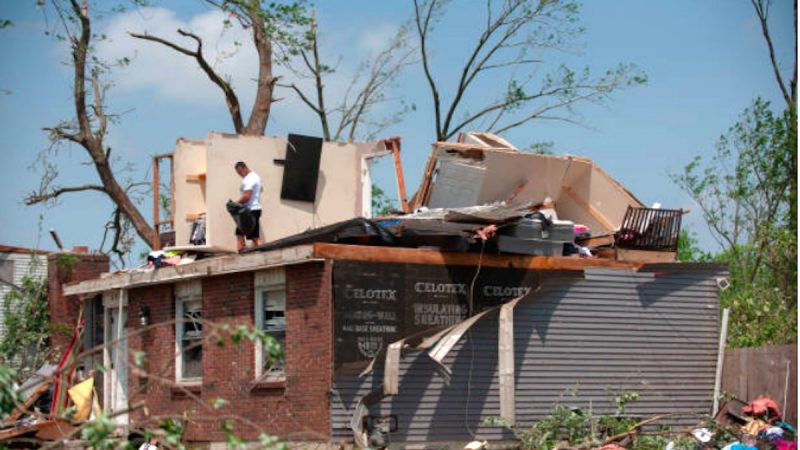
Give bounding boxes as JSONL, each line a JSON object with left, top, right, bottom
{"left": 47, "top": 252, "right": 109, "bottom": 355}
{"left": 127, "top": 261, "right": 333, "bottom": 443}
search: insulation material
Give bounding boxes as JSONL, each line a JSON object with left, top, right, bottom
{"left": 66, "top": 378, "right": 94, "bottom": 421}
{"left": 428, "top": 159, "right": 486, "bottom": 208}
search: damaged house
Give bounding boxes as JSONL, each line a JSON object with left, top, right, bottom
{"left": 29, "top": 133, "right": 725, "bottom": 447}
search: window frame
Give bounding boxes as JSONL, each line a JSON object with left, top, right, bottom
{"left": 175, "top": 280, "right": 203, "bottom": 384}
{"left": 254, "top": 268, "right": 286, "bottom": 381}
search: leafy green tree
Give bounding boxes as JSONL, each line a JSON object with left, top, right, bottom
{"left": 673, "top": 0, "right": 796, "bottom": 347}
{"left": 676, "top": 229, "right": 713, "bottom": 263}
{"left": 0, "top": 364, "right": 22, "bottom": 420}
{"left": 25, "top": 0, "right": 156, "bottom": 255}
{"left": 673, "top": 100, "right": 795, "bottom": 347}
{"left": 371, "top": 186, "right": 396, "bottom": 217}
{"left": 1, "top": 264, "right": 51, "bottom": 372}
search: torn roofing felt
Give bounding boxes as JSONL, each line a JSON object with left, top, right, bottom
{"left": 349, "top": 290, "right": 534, "bottom": 446}
{"left": 242, "top": 218, "right": 396, "bottom": 253}
{"left": 243, "top": 204, "right": 537, "bottom": 254}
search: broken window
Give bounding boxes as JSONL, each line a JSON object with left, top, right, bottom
{"left": 0, "top": 259, "right": 14, "bottom": 286}
{"left": 254, "top": 268, "right": 286, "bottom": 380}
{"left": 175, "top": 281, "right": 202, "bottom": 382}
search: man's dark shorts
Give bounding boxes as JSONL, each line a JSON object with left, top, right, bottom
{"left": 235, "top": 209, "right": 262, "bottom": 239}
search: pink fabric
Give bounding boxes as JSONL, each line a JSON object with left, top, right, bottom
{"left": 574, "top": 224, "right": 590, "bottom": 233}
{"left": 742, "top": 395, "right": 782, "bottom": 420}
{"left": 773, "top": 438, "right": 798, "bottom": 450}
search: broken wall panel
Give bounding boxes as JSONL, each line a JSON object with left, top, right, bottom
{"left": 172, "top": 139, "right": 208, "bottom": 249}
{"left": 173, "top": 133, "right": 385, "bottom": 251}
{"left": 417, "top": 146, "right": 644, "bottom": 235}
{"left": 331, "top": 264, "right": 724, "bottom": 444}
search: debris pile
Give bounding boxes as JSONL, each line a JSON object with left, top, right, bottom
{"left": 478, "top": 394, "right": 797, "bottom": 450}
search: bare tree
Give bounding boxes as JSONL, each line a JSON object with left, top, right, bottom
{"left": 26, "top": 0, "right": 155, "bottom": 251}
{"left": 282, "top": 14, "right": 416, "bottom": 142}
{"left": 751, "top": 0, "right": 797, "bottom": 111}
{"left": 130, "top": 0, "right": 311, "bottom": 136}
{"left": 751, "top": 0, "right": 797, "bottom": 220}
{"left": 412, "top": 0, "right": 646, "bottom": 142}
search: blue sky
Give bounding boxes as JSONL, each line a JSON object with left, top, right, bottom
{"left": 0, "top": 1, "right": 794, "bottom": 257}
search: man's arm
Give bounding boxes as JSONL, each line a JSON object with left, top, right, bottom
{"left": 237, "top": 190, "right": 252, "bottom": 205}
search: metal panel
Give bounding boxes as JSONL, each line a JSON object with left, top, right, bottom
{"left": 331, "top": 265, "right": 724, "bottom": 444}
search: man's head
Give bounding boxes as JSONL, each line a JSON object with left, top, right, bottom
{"left": 234, "top": 161, "right": 249, "bottom": 178}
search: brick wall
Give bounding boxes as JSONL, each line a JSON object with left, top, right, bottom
{"left": 47, "top": 252, "right": 109, "bottom": 355}
{"left": 127, "top": 261, "right": 333, "bottom": 443}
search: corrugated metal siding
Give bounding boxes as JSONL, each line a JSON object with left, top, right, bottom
{"left": 0, "top": 252, "right": 48, "bottom": 339}
{"left": 331, "top": 266, "right": 724, "bottom": 444}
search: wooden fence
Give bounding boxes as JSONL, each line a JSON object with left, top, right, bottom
{"left": 721, "top": 344, "right": 797, "bottom": 425}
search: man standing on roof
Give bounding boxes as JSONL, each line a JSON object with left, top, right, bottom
{"left": 233, "top": 161, "right": 262, "bottom": 251}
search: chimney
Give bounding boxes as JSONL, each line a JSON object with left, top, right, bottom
{"left": 47, "top": 248, "right": 109, "bottom": 356}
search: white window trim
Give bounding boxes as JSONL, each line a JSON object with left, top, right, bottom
{"left": 254, "top": 268, "right": 286, "bottom": 381}
{"left": 175, "top": 281, "right": 202, "bottom": 384}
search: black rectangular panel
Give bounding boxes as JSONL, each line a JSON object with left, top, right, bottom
{"left": 332, "top": 261, "right": 544, "bottom": 374}
{"left": 280, "top": 133, "right": 323, "bottom": 202}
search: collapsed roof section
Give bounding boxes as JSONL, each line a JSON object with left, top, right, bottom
{"left": 411, "top": 133, "right": 644, "bottom": 236}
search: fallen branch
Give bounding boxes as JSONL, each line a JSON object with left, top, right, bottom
{"left": 601, "top": 413, "right": 676, "bottom": 445}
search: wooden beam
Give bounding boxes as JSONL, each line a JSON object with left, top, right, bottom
{"left": 387, "top": 138, "right": 410, "bottom": 213}
{"left": 152, "top": 152, "right": 174, "bottom": 160}
{"left": 313, "top": 243, "right": 637, "bottom": 271}
{"left": 616, "top": 248, "right": 677, "bottom": 263}
{"left": 0, "top": 422, "right": 41, "bottom": 441}
{"left": 576, "top": 234, "right": 616, "bottom": 248}
{"left": 169, "top": 154, "right": 175, "bottom": 228}
{"left": 3, "top": 380, "right": 52, "bottom": 424}
{"left": 185, "top": 173, "right": 206, "bottom": 182}
{"left": 152, "top": 155, "right": 161, "bottom": 250}
{"left": 561, "top": 186, "right": 616, "bottom": 231}
{"left": 499, "top": 295, "right": 524, "bottom": 425}
{"left": 411, "top": 150, "right": 439, "bottom": 210}
{"left": 63, "top": 245, "right": 320, "bottom": 296}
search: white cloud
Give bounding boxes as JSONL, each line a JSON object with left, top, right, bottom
{"left": 96, "top": 7, "right": 258, "bottom": 106}
{"left": 93, "top": 7, "right": 408, "bottom": 136}
{"left": 357, "top": 23, "right": 402, "bottom": 57}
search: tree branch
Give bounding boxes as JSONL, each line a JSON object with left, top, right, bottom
{"left": 414, "top": 0, "right": 443, "bottom": 140}
{"left": 43, "top": 125, "right": 83, "bottom": 145}
{"left": 751, "top": 0, "right": 793, "bottom": 108}
{"left": 69, "top": 0, "right": 93, "bottom": 145}
{"left": 130, "top": 30, "right": 245, "bottom": 133}
{"left": 281, "top": 82, "right": 322, "bottom": 114}
{"left": 25, "top": 184, "right": 105, "bottom": 206}
{"left": 89, "top": 76, "right": 108, "bottom": 140}
{"left": 441, "top": 0, "right": 531, "bottom": 137}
